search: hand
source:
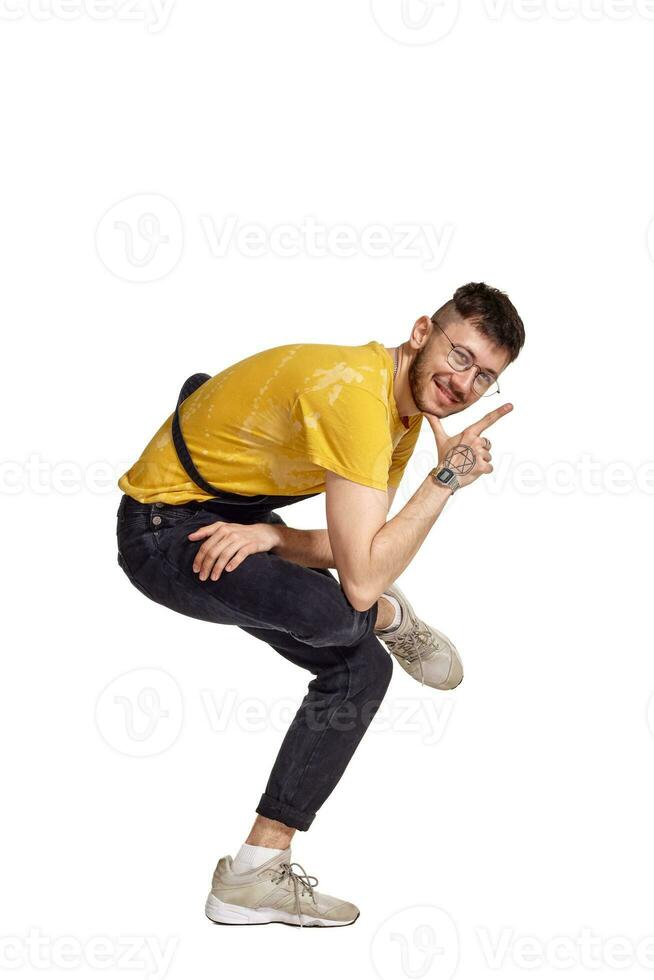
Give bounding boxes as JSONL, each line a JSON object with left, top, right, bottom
{"left": 187, "top": 520, "right": 281, "bottom": 581}
{"left": 425, "top": 401, "right": 514, "bottom": 490}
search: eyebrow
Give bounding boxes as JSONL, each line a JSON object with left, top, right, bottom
{"left": 460, "top": 345, "right": 498, "bottom": 378}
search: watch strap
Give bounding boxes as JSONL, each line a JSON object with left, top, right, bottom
{"left": 430, "top": 465, "right": 460, "bottom": 495}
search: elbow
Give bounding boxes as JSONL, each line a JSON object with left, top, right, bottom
{"left": 341, "top": 577, "right": 377, "bottom": 614}
{"left": 351, "top": 594, "right": 374, "bottom": 614}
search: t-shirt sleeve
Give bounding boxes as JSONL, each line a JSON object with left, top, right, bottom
{"left": 291, "top": 386, "right": 393, "bottom": 491}
{"left": 388, "top": 414, "right": 423, "bottom": 489}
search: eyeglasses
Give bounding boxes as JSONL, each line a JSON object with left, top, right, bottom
{"left": 431, "top": 316, "right": 500, "bottom": 397}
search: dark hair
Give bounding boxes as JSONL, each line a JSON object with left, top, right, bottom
{"left": 432, "top": 282, "right": 525, "bottom": 364}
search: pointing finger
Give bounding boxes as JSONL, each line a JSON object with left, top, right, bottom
{"left": 188, "top": 522, "right": 223, "bottom": 538}
{"left": 468, "top": 402, "right": 513, "bottom": 436}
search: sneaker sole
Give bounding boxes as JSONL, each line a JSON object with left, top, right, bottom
{"left": 205, "top": 893, "right": 359, "bottom": 928}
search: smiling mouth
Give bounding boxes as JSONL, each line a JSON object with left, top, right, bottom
{"left": 434, "top": 379, "right": 458, "bottom": 405}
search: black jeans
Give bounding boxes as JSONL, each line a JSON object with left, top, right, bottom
{"left": 115, "top": 492, "right": 393, "bottom": 831}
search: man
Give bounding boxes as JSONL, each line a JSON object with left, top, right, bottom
{"left": 115, "top": 281, "right": 524, "bottom": 928}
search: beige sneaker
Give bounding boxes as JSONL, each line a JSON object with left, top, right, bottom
{"left": 376, "top": 583, "right": 463, "bottom": 690}
{"left": 205, "top": 847, "right": 360, "bottom": 928}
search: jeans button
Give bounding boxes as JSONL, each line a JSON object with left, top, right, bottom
{"left": 152, "top": 515, "right": 162, "bottom": 526}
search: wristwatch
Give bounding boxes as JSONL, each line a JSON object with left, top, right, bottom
{"left": 430, "top": 464, "right": 460, "bottom": 495}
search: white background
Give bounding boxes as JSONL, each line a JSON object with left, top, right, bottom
{"left": 1, "top": 1, "right": 653, "bottom": 978}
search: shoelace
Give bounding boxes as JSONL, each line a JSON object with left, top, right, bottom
{"left": 384, "top": 623, "right": 441, "bottom": 686}
{"left": 270, "top": 861, "right": 319, "bottom": 928}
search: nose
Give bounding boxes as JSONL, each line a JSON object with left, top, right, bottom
{"left": 450, "top": 367, "right": 476, "bottom": 399}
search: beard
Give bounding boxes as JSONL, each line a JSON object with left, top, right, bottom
{"left": 408, "top": 339, "right": 453, "bottom": 416}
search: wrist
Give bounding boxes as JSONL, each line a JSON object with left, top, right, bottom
{"left": 268, "top": 523, "right": 286, "bottom": 551}
{"left": 426, "top": 473, "right": 456, "bottom": 500}
{"left": 430, "top": 464, "right": 460, "bottom": 496}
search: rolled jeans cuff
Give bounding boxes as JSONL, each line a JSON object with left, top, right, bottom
{"left": 255, "top": 792, "right": 316, "bottom": 832}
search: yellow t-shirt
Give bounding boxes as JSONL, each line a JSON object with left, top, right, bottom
{"left": 118, "top": 339, "right": 423, "bottom": 505}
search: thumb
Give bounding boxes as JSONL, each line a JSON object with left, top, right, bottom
{"left": 425, "top": 412, "right": 449, "bottom": 454}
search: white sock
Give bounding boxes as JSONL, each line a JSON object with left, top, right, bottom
{"left": 377, "top": 593, "right": 403, "bottom": 633}
{"left": 231, "top": 842, "right": 285, "bottom": 874}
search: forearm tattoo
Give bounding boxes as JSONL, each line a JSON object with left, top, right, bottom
{"left": 443, "top": 444, "right": 476, "bottom": 474}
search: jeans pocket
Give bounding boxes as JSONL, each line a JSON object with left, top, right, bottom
{"left": 160, "top": 506, "right": 202, "bottom": 521}
{"left": 153, "top": 506, "right": 208, "bottom": 529}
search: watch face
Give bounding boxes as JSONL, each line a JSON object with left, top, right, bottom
{"left": 437, "top": 468, "right": 454, "bottom": 483}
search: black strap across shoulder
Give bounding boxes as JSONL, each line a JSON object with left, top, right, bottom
{"left": 171, "top": 373, "right": 271, "bottom": 506}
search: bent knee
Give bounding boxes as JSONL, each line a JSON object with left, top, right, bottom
{"left": 348, "top": 638, "right": 394, "bottom": 697}
{"left": 293, "top": 608, "right": 374, "bottom": 649}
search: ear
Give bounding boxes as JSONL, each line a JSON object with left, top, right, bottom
{"left": 410, "top": 315, "right": 433, "bottom": 349}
